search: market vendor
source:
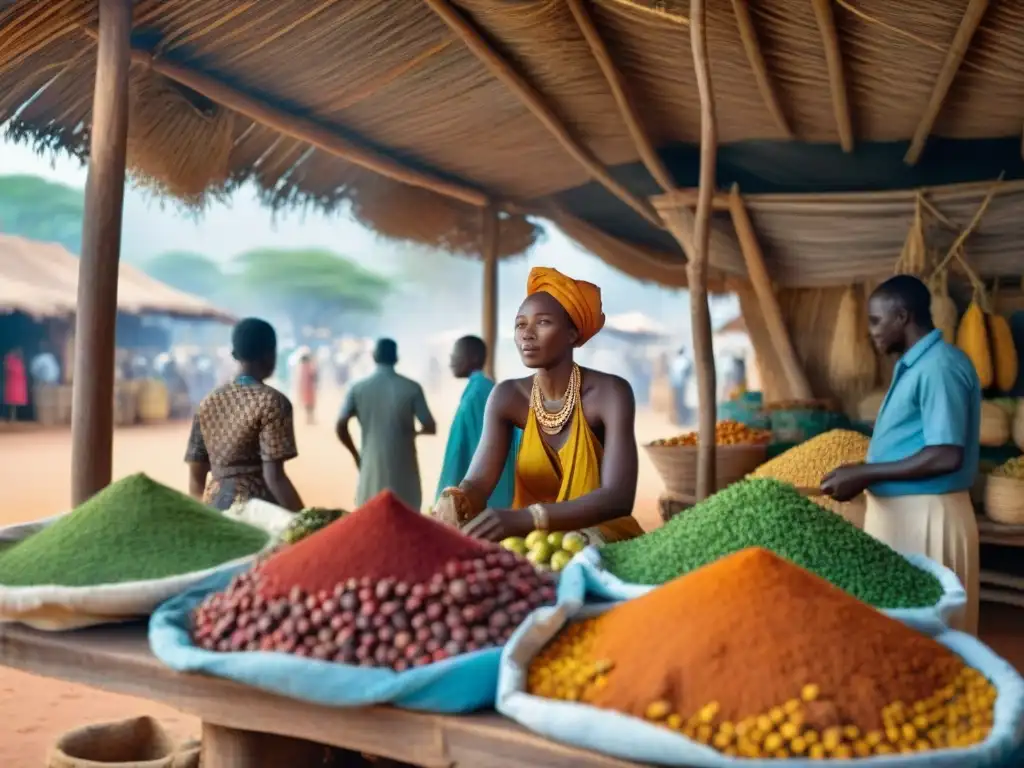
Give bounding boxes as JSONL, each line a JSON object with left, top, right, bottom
{"left": 433, "top": 267, "right": 644, "bottom": 544}
{"left": 821, "top": 275, "right": 980, "bottom": 635}
{"left": 185, "top": 318, "right": 304, "bottom": 512}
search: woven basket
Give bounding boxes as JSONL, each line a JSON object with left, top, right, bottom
{"left": 985, "top": 475, "right": 1024, "bottom": 525}
{"left": 644, "top": 444, "right": 767, "bottom": 498}
{"left": 49, "top": 717, "right": 177, "bottom": 768}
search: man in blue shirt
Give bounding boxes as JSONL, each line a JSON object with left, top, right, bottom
{"left": 821, "top": 275, "right": 980, "bottom": 635}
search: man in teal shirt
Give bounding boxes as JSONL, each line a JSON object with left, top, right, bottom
{"left": 822, "top": 275, "right": 980, "bottom": 635}
{"left": 436, "top": 336, "right": 516, "bottom": 508}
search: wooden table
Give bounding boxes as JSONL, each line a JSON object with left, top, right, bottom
{"left": 0, "top": 622, "right": 641, "bottom": 768}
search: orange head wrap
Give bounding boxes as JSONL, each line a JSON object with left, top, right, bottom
{"left": 525, "top": 266, "right": 606, "bottom": 347}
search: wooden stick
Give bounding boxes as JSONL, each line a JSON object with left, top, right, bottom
{"left": 810, "top": 0, "right": 854, "bottom": 153}
{"left": 688, "top": 0, "right": 718, "bottom": 501}
{"left": 734, "top": 283, "right": 792, "bottom": 401}
{"left": 729, "top": 0, "right": 793, "bottom": 138}
{"left": 79, "top": 27, "right": 489, "bottom": 208}
{"left": 653, "top": 188, "right": 731, "bottom": 211}
{"left": 481, "top": 205, "right": 499, "bottom": 380}
{"left": 71, "top": 0, "right": 131, "bottom": 506}
{"left": 421, "top": 0, "right": 662, "bottom": 228}
{"left": 728, "top": 184, "right": 813, "bottom": 399}
{"left": 904, "top": 0, "right": 990, "bottom": 165}
{"left": 566, "top": 0, "right": 675, "bottom": 192}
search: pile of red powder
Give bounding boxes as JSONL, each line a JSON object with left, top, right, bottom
{"left": 191, "top": 490, "right": 557, "bottom": 669}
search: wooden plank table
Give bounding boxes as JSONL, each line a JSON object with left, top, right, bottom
{"left": 0, "top": 622, "right": 641, "bottom": 768}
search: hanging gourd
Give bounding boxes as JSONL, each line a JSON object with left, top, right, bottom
{"left": 957, "top": 301, "right": 993, "bottom": 389}
{"left": 988, "top": 291, "right": 1019, "bottom": 393}
{"left": 928, "top": 268, "right": 958, "bottom": 344}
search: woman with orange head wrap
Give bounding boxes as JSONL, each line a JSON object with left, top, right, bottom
{"left": 433, "top": 267, "right": 644, "bottom": 543}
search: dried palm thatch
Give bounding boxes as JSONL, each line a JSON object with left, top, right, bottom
{"left": 126, "top": 67, "right": 234, "bottom": 204}
{"left": 3, "top": 0, "right": 1024, "bottom": 281}
{"left": 827, "top": 284, "right": 879, "bottom": 416}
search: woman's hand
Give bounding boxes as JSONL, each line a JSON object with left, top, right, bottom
{"left": 462, "top": 508, "right": 532, "bottom": 542}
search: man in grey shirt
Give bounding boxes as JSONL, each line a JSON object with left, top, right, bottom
{"left": 336, "top": 338, "right": 436, "bottom": 509}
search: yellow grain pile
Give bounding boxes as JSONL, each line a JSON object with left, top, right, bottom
{"left": 751, "top": 430, "right": 869, "bottom": 489}
{"left": 750, "top": 430, "right": 870, "bottom": 521}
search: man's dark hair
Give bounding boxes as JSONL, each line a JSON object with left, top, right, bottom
{"left": 231, "top": 318, "right": 277, "bottom": 362}
{"left": 872, "top": 274, "right": 934, "bottom": 328}
{"left": 456, "top": 335, "right": 487, "bottom": 366}
{"left": 373, "top": 338, "right": 398, "bottom": 365}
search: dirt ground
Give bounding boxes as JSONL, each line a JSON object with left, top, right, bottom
{"left": 0, "top": 383, "right": 1020, "bottom": 766}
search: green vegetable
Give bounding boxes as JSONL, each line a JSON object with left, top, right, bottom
{"left": 602, "top": 478, "right": 944, "bottom": 608}
{"left": 0, "top": 474, "right": 269, "bottom": 587}
{"left": 281, "top": 507, "right": 347, "bottom": 545}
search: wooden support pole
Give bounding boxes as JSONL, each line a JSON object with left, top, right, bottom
{"left": 481, "top": 205, "right": 499, "bottom": 380}
{"left": 728, "top": 185, "right": 813, "bottom": 400}
{"left": 70, "top": 0, "right": 131, "bottom": 506}
{"left": 904, "top": 0, "right": 990, "bottom": 165}
{"left": 729, "top": 0, "right": 793, "bottom": 138}
{"left": 810, "top": 0, "right": 854, "bottom": 153}
{"left": 421, "top": 0, "right": 663, "bottom": 228}
{"left": 688, "top": 0, "right": 718, "bottom": 501}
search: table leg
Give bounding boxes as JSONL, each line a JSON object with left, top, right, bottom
{"left": 200, "top": 722, "right": 331, "bottom": 768}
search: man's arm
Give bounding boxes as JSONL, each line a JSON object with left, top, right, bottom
{"left": 184, "top": 414, "right": 210, "bottom": 500}
{"left": 414, "top": 384, "right": 437, "bottom": 436}
{"left": 335, "top": 388, "right": 360, "bottom": 468}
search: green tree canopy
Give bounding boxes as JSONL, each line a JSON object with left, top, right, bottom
{"left": 0, "top": 174, "right": 85, "bottom": 253}
{"left": 143, "top": 251, "right": 225, "bottom": 299}
{"left": 234, "top": 248, "right": 392, "bottom": 334}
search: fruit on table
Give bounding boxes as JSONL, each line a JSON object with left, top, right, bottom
{"left": 650, "top": 419, "right": 771, "bottom": 447}
{"left": 504, "top": 529, "right": 589, "bottom": 573}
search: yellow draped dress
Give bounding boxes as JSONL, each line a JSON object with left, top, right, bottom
{"left": 512, "top": 396, "right": 644, "bottom": 543}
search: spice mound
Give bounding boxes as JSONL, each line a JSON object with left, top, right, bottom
{"left": 601, "top": 478, "right": 943, "bottom": 608}
{"left": 191, "top": 490, "right": 556, "bottom": 669}
{"left": 751, "top": 429, "right": 869, "bottom": 488}
{"left": 0, "top": 473, "right": 268, "bottom": 587}
{"left": 529, "top": 548, "right": 996, "bottom": 759}
{"left": 992, "top": 456, "right": 1024, "bottom": 479}
{"left": 650, "top": 420, "right": 771, "bottom": 447}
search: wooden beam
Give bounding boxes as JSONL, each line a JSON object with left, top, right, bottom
{"left": 904, "top": 0, "right": 990, "bottom": 165}
{"left": 654, "top": 188, "right": 730, "bottom": 211}
{"left": 481, "top": 205, "right": 499, "bottom": 380}
{"left": 728, "top": 184, "right": 813, "bottom": 400}
{"left": 810, "top": 0, "right": 854, "bottom": 153}
{"left": 688, "top": 0, "right": 718, "bottom": 500}
{"left": 80, "top": 27, "right": 489, "bottom": 208}
{"left": 421, "top": 0, "right": 663, "bottom": 229}
{"left": 729, "top": 0, "right": 793, "bottom": 138}
{"left": 71, "top": 0, "right": 131, "bottom": 506}
{"left": 566, "top": 0, "right": 675, "bottom": 192}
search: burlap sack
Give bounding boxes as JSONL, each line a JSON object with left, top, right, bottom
{"left": 48, "top": 717, "right": 179, "bottom": 768}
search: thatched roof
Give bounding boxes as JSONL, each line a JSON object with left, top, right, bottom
{"left": 0, "top": 233, "right": 235, "bottom": 321}
{"left": 3, "top": 0, "right": 1024, "bottom": 286}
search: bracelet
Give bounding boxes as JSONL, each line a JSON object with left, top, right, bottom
{"left": 529, "top": 503, "right": 550, "bottom": 531}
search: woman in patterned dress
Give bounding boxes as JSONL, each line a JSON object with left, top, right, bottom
{"left": 185, "top": 318, "right": 304, "bottom": 511}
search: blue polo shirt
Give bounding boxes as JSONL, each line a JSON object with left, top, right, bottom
{"left": 866, "top": 329, "right": 980, "bottom": 497}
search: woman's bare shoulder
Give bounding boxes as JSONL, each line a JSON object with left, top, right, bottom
{"left": 493, "top": 376, "right": 532, "bottom": 403}
{"left": 580, "top": 367, "right": 633, "bottom": 397}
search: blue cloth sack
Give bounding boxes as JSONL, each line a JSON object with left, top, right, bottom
{"left": 499, "top": 564, "right": 1024, "bottom": 768}
{"left": 149, "top": 566, "right": 502, "bottom": 713}
{"left": 566, "top": 546, "right": 967, "bottom": 634}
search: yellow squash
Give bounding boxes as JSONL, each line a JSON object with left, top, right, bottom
{"left": 988, "top": 313, "right": 1019, "bottom": 393}
{"left": 957, "top": 302, "right": 993, "bottom": 388}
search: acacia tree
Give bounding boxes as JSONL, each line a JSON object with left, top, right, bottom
{"left": 233, "top": 248, "right": 392, "bottom": 336}
{"left": 143, "top": 251, "right": 225, "bottom": 300}
{"left": 0, "top": 174, "right": 85, "bottom": 253}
